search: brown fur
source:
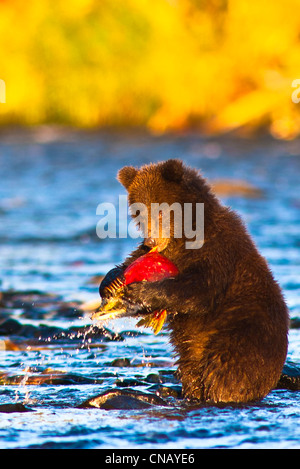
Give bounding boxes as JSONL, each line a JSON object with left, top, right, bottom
{"left": 101, "top": 159, "right": 289, "bottom": 404}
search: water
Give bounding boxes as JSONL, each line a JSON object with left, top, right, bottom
{"left": 0, "top": 129, "right": 300, "bottom": 449}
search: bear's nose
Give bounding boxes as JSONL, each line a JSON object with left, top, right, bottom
{"left": 144, "top": 237, "right": 156, "bottom": 248}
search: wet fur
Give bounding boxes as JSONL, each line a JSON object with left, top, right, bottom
{"left": 102, "top": 159, "right": 289, "bottom": 404}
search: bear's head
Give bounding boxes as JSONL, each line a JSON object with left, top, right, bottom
{"left": 118, "top": 159, "right": 208, "bottom": 252}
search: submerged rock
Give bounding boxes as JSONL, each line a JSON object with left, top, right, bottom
{"left": 0, "top": 403, "right": 33, "bottom": 413}
{"left": 290, "top": 318, "right": 300, "bottom": 329}
{"left": 147, "top": 384, "right": 182, "bottom": 399}
{"left": 0, "top": 289, "right": 123, "bottom": 348}
{"left": 0, "top": 370, "right": 103, "bottom": 386}
{"left": 78, "top": 388, "right": 168, "bottom": 410}
{"left": 0, "top": 317, "right": 121, "bottom": 347}
{"left": 110, "top": 358, "right": 131, "bottom": 367}
{"left": 0, "top": 289, "right": 90, "bottom": 321}
{"left": 276, "top": 362, "right": 300, "bottom": 391}
{"left": 0, "top": 318, "right": 23, "bottom": 335}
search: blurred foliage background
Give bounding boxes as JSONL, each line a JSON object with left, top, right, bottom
{"left": 0, "top": 0, "right": 300, "bottom": 139}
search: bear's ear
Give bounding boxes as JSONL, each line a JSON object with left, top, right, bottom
{"left": 117, "top": 166, "right": 138, "bottom": 189}
{"left": 161, "top": 159, "right": 184, "bottom": 183}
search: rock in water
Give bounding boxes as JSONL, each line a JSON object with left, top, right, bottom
{"left": 78, "top": 388, "right": 168, "bottom": 410}
{"left": 0, "top": 403, "right": 33, "bottom": 413}
{"left": 276, "top": 362, "right": 300, "bottom": 391}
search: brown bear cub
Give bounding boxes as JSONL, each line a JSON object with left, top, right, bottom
{"left": 100, "top": 159, "right": 289, "bottom": 404}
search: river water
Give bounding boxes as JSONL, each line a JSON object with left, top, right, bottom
{"left": 0, "top": 129, "right": 299, "bottom": 449}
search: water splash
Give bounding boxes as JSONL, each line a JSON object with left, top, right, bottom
{"left": 14, "top": 365, "right": 31, "bottom": 405}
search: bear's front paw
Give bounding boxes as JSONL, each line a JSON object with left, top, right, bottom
{"left": 123, "top": 282, "right": 147, "bottom": 307}
{"left": 123, "top": 282, "right": 163, "bottom": 312}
